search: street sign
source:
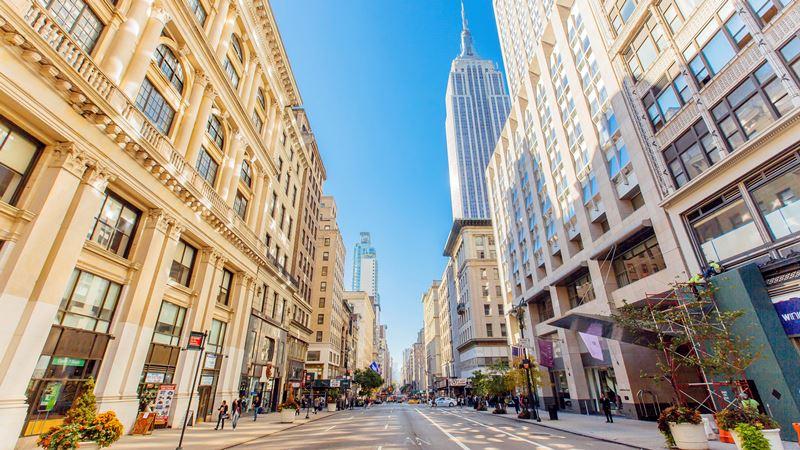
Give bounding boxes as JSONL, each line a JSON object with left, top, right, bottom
{"left": 330, "top": 379, "right": 340, "bottom": 388}
{"left": 187, "top": 331, "right": 205, "bottom": 350}
{"left": 518, "top": 338, "right": 530, "bottom": 347}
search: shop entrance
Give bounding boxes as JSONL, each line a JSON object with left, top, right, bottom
{"left": 197, "top": 386, "right": 212, "bottom": 422}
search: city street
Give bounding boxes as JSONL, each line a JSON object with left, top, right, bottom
{"left": 230, "top": 403, "right": 633, "bottom": 450}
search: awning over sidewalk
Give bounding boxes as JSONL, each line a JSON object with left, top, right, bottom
{"left": 547, "top": 312, "right": 661, "bottom": 347}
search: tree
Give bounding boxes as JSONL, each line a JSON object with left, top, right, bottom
{"left": 354, "top": 368, "right": 383, "bottom": 396}
{"left": 64, "top": 377, "right": 97, "bottom": 426}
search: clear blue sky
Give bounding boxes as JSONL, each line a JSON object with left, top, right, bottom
{"left": 271, "top": 0, "right": 506, "bottom": 379}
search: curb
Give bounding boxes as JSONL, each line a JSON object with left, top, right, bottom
{"left": 222, "top": 410, "right": 340, "bottom": 449}
{"left": 474, "top": 409, "right": 660, "bottom": 450}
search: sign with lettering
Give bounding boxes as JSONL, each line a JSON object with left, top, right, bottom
{"left": 187, "top": 331, "right": 205, "bottom": 350}
{"left": 537, "top": 339, "right": 554, "bottom": 368}
{"left": 774, "top": 297, "right": 800, "bottom": 337}
{"left": 153, "top": 384, "right": 176, "bottom": 425}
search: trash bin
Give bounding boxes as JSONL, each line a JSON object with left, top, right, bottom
{"left": 548, "top": 405, "right": 558, "bottom": 420}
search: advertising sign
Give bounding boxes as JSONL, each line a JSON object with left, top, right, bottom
{"left": 187, "top": 331, "right": 205, "bottom": 350}
{"left": 39, "top": 382, "right": 62, "bottom": 412}
{"left": 145, "top": 372, "right": 165, "bottom": 383}
{"left": 204, "top": 354, "right": 217, "bottom": 370}
{"left": 537, "top": 339, "right": 554, "bottom": 368}
{"left": 450, "top": 378, "right": 468, "bottom": 387}
{"left": 330, "top": 379, "right": 341, "bottom": 388}
{"left": 153, "top": 384, "right": 176, "bottom": 425}
{"left": 773, "top": 297, "right": 800, "bottom": 337}
{"left": 51, "top": 356, "right": 85, "bottom": 367}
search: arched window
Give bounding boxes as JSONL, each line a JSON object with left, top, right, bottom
{"left": 136, "top": 78, "right": 175, "bottom": 134}
{"left": 206, "top": 115, "right": 224, "bottom": 149}
{"left": 153, "top": 44, "right": 184, "bottom": 93}
{"left": 240, "top": 160, "right": 252, "bottom": 187}
{"left": 230, "top": 34, "right": 244, "bottom": 62}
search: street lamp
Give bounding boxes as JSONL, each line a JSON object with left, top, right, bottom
{"left": 512, "top": 301, "right": 541, "bottom": 422}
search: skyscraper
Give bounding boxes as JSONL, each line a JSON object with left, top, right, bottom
{"left": 352, "top": 232, "right": 378, "bottom": 305}
{"left": 444, "top": 2, "right": 511, "bottom": 220}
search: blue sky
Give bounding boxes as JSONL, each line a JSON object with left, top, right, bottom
{"left": 271, "top": 0, "right": 507, "bottom": 379}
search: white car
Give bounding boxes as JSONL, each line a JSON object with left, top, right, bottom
{"left": 434, "top": 397, "right": 457, "bottom": 407}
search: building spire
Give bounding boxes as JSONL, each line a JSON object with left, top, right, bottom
{"left": 459, "top": 0, "right": 476, "bottom": 57}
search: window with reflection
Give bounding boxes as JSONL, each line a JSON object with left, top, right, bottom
{"left": 663, "top": 120, "right": 719, "bottom": 187}
{"left": 230, "top": 34, "right": 244, "bottom": 62}
{"left": 169, "top": 239, "right": 196, "bottom": 286}
{"left": 612, "top": 234, "right": 666, "bottom": 287}
{"left": 186, "top": 0, "right": 206, "bottom": 25}
{"left": 40, "top": 0, "right": 103, "bottom": 53}
{"left": 566, "top": 272, "right": 595, "bottom": 309}
{"left": 152, "top": 301, "right": 186, "bottom": 346}
{"left": 240, "top": 160, "right": 252, "bottom": 187}
{"left": 624, "top": 15, "right": 668, "bottom": 80}
{"left": 233, "top": 191, "right": 247, "bottom": 219}
{"left": 747, "top": 0, "right": 785, "bottom": 25}
{"left": 780, "top": 35, "right": 800, "bottom": 81}
{"left": 688, "top": 191, "right": 762, "bottom": 262}
{"left": 685, "top": 3, "right": 750, "bottom": 87}
{"left": 222, "top": 58, "right": 240, "bottom": 89}
{"left": 658, "top": 0, "right": 702, "bottom": 32}
{"left": 643, "top": 65, "right": 691, "bottom": 131}
{"left": 217, "top": 269, "right": 233, "bottom": 305}
{"left": 207, "top": 319, "right": 226, "bottom": 354}
{"left": 607, "top": 0, "right": 637, "bottom": 34}
{"left": 135, "top": 78, "right": 175, "bottom": 134}
{"left": 87, "top": 191, "right": 140, "bottom": 257}
{"left": 206, "top": 115, "right": 224, "bottom": 149}
{"left": 751, "top": 165, "right": 800, "bottom": 240}
{"left": 153, "top": 44, "right": 184, "bottom": 93}
{"left": 0, "top": 116, "right": 41, "bottom": 205}
{"left": 195, "top": 147, "right": 218, "bottom": 185}
{"left": 712, "top": 62, "right": 791, "bottom": 150}
{"left": 57, "top": 269, "right": 121, "bottom": 333}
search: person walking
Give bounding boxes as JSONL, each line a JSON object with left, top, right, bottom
{"left": 214, "top": 400, "right": 229, "bottom": 430}
{"left": 513, "top": 395, "right": 520, "bottom": 414}
{"left": 601, "top": 394, "right": 614, "bottom": 423}
{"left": 252, "top": 395, "right": 261, "bottom": 421}
{"left": 231, "top": 398, "right": 242, "bottom": 429}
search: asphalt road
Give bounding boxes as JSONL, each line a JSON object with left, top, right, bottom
{"left": 228, "top": 403, "right": 635, "bottom": 449}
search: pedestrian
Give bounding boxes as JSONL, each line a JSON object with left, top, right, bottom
{"left": 601, "top": 394, "right": 614, "bottom": 423}
{"left": 740, "top": 392, "right": 760, "bottom": 412}
{"left": 513, "top": 395, "right": 520, "bottom": 414}
{"left": 231, "top": 398, "right": 242, "bottom": 429}
{"left": 253, "top": 395, "right": 261, "bottom": 421}
{"left": 214, "top": 400, "right": 229, "bottom": 430}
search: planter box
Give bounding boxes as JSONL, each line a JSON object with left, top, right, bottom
{"left": 279, "top": 409, "right": 296, "bottom": 423}
{"left": 327, "top": 403, "right": 337, "bottom": 412}
{"left": 668, "top": 422, "right": 709, "bottom": 450}
{"left": 731, "top": 428, "right": 784, "bottom": 450}
{"left": 79, "top": 442, "right": 100, "bottom": 449}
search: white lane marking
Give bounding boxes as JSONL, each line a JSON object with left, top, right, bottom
{"left": 325, "top": 425, "right": 336, "bottom": 431}
{"left": 416, "top": 409, "right": 471, "bottom": 450}
{"left": 442, "top": 411, "right": 553, "bottom": 449}
{"left": 384, "top": 422, "right": 389, "bottom": 430}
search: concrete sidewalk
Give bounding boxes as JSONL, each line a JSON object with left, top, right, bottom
{"left": 474, "top": 408, "right": 800, "bottom": 450}
{"left": 111, "top": 409, "right": 337, "bottom": 450}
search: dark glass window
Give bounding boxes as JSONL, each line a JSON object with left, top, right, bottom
{"left": 153, "top": 44, "right": 184, "bottom": 93}
{"left": 780, "top": 35, "right": 800, "bottom": 81}
{"left": 57, "top": 269, "right": 121, "bottom": 333}
{"left": 0, "top": 117, "right": 41, "bottom": 205}
{"left": 206, "top": 115, "right": 224, "bottom": 149}
{"left": 222, "top": 58, "right": 240, "bottom": 89}
{"left": 643, "top": 65, "right": 691, "bottom": 131}
{"left": 169, "top": 239, "right": 196, "bottom": 286}
{"left": 233, "top": 191, "right": 247, "bottom": 219}
{"left": 186, "top": 0, "right": 207, "bottom": 25}
{"left": 566, "top": 272, "right": 595, "bottom": 309}
{"left": 663, "top": 120, "right": 720, "bottom": 187}
{"left": 536, "top": 299, "right": 554, "bottom": 321}
{"left": 152, "top": 301, "right": 186, "bottom": 346}
{"left": 217, "top": 269, "right": 233, "bottom": 305}
{"left": 256, "top": 88, "right": 266, "bottom": 110}
{"left": 87, "top": 191, "right": 140, "bottom": 256}
{"left": 240, "top": 160, "right": 252, "bottom": 187}
{"left": 612, "top": 235, "right": 666, "bottom": 287}
{"left": 195, "top": 147, "right": 218, "bottom": 185}
{"left": 135, "top": 78, "right": 175, "bottom": 134}
{"left": 41, "top": 0, "right": 103, "bottom": 53}
{"left": 230, "top": 34, "right": 244, "bottom": 62}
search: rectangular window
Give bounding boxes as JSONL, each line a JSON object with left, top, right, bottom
{"left": 207, "top": 319, "right": 226, "bottom": 354}
{"left": 317, "top": 314, "right": 324, "bottom": 325}
{"left": 500, "top": 323, "right": 507, "bottom": 337}
{"left": 195, "top": 147, "right": 218, "bottom": 185}
{"left": 187, "top": 0, "right": 207, "bottom": 25}
{"left": 152, "top": 301, "right": 186, "bottom": 346}
{"left": 321, "top": 266, "right": 328, "bottom": 276}
{"left": 612, "top": 235, "right": 667, "bottom": 287}
{"left": 322, "top": 251, "right": 329, "bottom": 261}
{"left": 780, "top": 35, "right": 800, "bottom": 81}
{"left": 320, "top": 281, "right": 327, "bottom": 292}
{"left": 484, "top": 304, "right": 491, "bottom": 315}
{"left": 316, "top": 331, "right": 323, "bottom": 342}
{"left": 607, "top": 0, "right": 637, "bottom": 34}
{"left": 712, "top": 63, "right": 790, "bottom": 150}
{"left": 57, "top": 269, "right": 121, "bottom": 333}
{"left": 624, "top": 15, "right": 668, "bottom": 80}
{"left": 251, "top": 111, "right": 263, "bottom": 132}
{"left": 135, "top": 78, "right": 175, "bottom": 134}
{"left": 536, "top": 299, "right": 554, "bottom": 321}
{"left": 643, "top": 65, "right": 691, "bottom": 131}
{"left": 222, "top": 58, "right": 240, "bottom": 88}
{"left": 486, "top": 324, "right": 493, "bottom": 337}
{"left": 566, "top": 272, "right": 595, "bottom": 309}
{"left": 688, "top": 193, "right": 762, "bottom": 262}
{"left": 169, "top": 239, "right": 196, "bottom": 286}
{"left": 747, "top": 0, "right": 784, "bottom": 24}
{"left": 498, "top": 304, "right": 504, "bottom": 315}
{"left": 217, "top": 269, "right": 233, "bottom": 305}
{"left": 750, "top": 165, "right": 800, "bottom": 240}
{"left": 233, "top": 191, "right": 248, "bottom": 219}
{"left": 318, "top": 297, "right": 325, "bottom": 308}
{"left": 663, "top": 120, "right": 720, "bottom": 187}
{"left": 42, "top": 0, "right": 103, "bottom": 53}
{"left": 88, "top": 191, "right": 139, "bottom": 257}
{"left": 686, "top": 5, "right": 750, "bottom": 87}
{"left": 0, "top": 117, "right": 41, "bottom": 206}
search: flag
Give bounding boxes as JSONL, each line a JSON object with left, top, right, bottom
{"left": 579, "top": 332, "right": 604, "bottom": 361}
{"left": 537, "top": 339, "right": 554, "bottom": 368}
{"left": 369, "top": 361, "right": 380, "bottom": 374}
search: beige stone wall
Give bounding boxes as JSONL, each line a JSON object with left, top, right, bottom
{"left": 344, "top": 290, "right": 374, "bottom": 371}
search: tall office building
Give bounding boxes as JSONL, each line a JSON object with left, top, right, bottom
{"left": 445, "top": 3, "right": 511, "bottom": 220}
{"left": 352, "top": 232, "right": 378, "bottom": 303}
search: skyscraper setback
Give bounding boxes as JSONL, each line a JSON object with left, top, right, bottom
{"left": 444, "top": 3, "right": 511, "bottom": 220}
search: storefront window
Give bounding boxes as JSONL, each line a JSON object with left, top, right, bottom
{"left": 612, "top": 235, "right": 667, "bottom": 287}
{"left": 751, "top": 166, "right": 800, "bottom": 240}
{"left": 691, "top": 198, "right": 762, "bottom": 261}
{"left": 56, "top": 270, "right": 121, "bottom": 333}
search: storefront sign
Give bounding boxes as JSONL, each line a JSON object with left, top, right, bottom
{"left": 200, "top": 374, "right": 214, "bottom": 386}
{"left": 204, "top": 354, "right": 217, "bottom": 370}
{"left": 450, "top": 378, "right": 468, "bottom": 387}
{"left": 330, "top": 379, "right": 340, "bottom": 388}
{"left": 187, "top": 331, "right": 205, "bottom": 350}
{"left": 51, "top": 356, "right": 85, "bottom": 367}
{"left": 774, "top": 297, "right": 800, "bottom": 337}
{"left": 153, "top": 384, "right": 176, "bottom": 425}
{"left": 145, "top": 372, "right": 165, "bottom": 383}
{"left": 537, "top": 339, "right": 554, "bottom": 368}
{"left": 39, "top": 382, "right": 62, "bottom": 412}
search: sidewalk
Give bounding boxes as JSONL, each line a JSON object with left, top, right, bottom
{"left": 475, "top": 408, "right": 800, "bottom": 450}
{"left": 111, "top": 409, "right": 336, "bottom": 450}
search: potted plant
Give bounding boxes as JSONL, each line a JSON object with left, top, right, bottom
{"left": 658, "top": 406, "right": 706, "bottom": 449}
{"left": 37, "top": 378, "right": 124, "bottom": 449}
{"left": 277, "top": 390, "right": 299, "bottom": 423}
{"left": 327, "top": 389, "right": 339, "bottom": 412}
{"left": 716, "top": 407, "right": 783, "bottom": 450}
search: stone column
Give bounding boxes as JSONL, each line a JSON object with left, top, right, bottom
{"left": 245, "top": 66, "right": 262, "bottom": 113}
{"left": 240, "top": 61, "right": 258, "bottom": 102}
{"left": 249, "top": 171, "right": 265, "bottom": 229}
{"left": 220, "top": 133, "right": 246, "bottom": 204}
{"left": 184, "top": 86, "right": 217, "bottom": 164}
{"left": 0, "top": 145, "right": 112, "bottom": 448}
{"left": 174, "top": 72, "right": 210, "bottom": 155}
{"left": 119, "top": 5, "right": 171, "bottom": 99}
{"left": 215, "top": 4, "right": 239, "bottom": 61}
{"left": 94, "top": 212, "right": 182, "bottom": 430}
{"left": 207, "top": 0, "right": 230, "bottom": 50}
{"left": 99, "top": 0, "right": 156, "bottom": 84}
{"left": 214, "top": 273, "right": 251, "bottom": 407}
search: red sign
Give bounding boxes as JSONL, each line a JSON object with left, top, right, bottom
{"left": 187, "top": 331, "right": 205, "bottom": 350}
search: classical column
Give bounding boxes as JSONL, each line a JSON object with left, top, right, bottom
{"left": 207, "top": 0, "right": 231, "bottom": 50}
{"left": 249, "top": 171, "right": 265, "bottom": 229}
{"left": 215, "top": 4, "right": 239, "bottom": 61}
{"left": 119, "top": 5, "right": 172, "bottom": 99}
{"left": 184, "top": 86, "right": 217, "bottom": 164}
{"left": 0, "top": 146, "right": 112, "bottom": 448}
{"left": 174, "top": 72, "right": 210, "bottom": 155}
{"left": 241, "top": 61, "right": 258, "bottom": 102}
{"left": 220, "top": 132, "right": 246, "bottom": 203}
{"left": 99, "top": 0, "right": 157, "bottom": 84}
{"left": 214, "top": 273, "right": 251, "bottom": 406}
{"left": 94, "top": 212, "right": 182, "bottom": 429}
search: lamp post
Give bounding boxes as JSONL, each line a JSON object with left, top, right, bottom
{"left": 512, "top": 302, "right": 541, "bottom": 422}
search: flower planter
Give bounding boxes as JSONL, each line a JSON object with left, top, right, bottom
{"left": 668, "top": 422, "right": 709, "bottom": 449}
{"left": 279, "top": 409, "right": 296, "bottom": 423}
{"left": 327, "top": 403, "right": 337, "bottom": 412}
{"left": 731, "top": 429, "right": 784, "bottom": 450}
{"left": 78, "top": 442, "right": 100, "bottom": 449}
{"left": 719, "top": 429, "right": 734, "bottom": 444}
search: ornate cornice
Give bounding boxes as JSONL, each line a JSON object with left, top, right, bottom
{"left": 46, "top": 142, "right": 89, "bottom": 178}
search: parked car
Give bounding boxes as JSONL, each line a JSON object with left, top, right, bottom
{"left": 408, "top": 399, "right": 420, "bottom": 404}
{"left": 434, "top": 397, "right": 457, "bottom": 407}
